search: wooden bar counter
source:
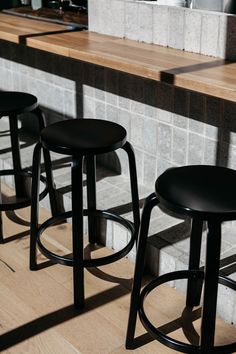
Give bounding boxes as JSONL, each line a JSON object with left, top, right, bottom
{"left": 0, "top": 13, "right": 236, "bottom": 102}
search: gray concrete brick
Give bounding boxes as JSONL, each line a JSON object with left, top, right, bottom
{"left": 143, "top": 153, "right": 157, "bottom": 186}
{"left": 106, "top": 104, "right": 118, "bottom": 123}
{"left": 203, "top": 138, "right": 218, "bottom": 165}
{"left": 205, "top": 96, "right": 223, "bottom": 139}
{"left": 83, "top": 96, "right": 96, "bottom": 118}
{"left": 201, "top": 13, "right": 220, "bottom": 57}
{"left": 95, "top": 100, "right": 106, "bottom": 120}
{"left": 64, "top": 90, "right": 77, "bottom": 119}
{"left": 117, "top": 108, "right": 131, "bottom": 139}
{"left": 156, "top": 157, "right": 174, "bottom": 178}
{"left": 188, "top": 132, "right": 205, "bottom": 165}
{"left": 138, "top": 2, "right": 153, "bottom": 43}
{"left": 88, "top": 0, "right": 107, "bottom": 34}
{"left": 168, "top": 7, "right": 185, "bottom": 50}
{"left": 158, "top": 109, "right": 172, "bottom": 124}
{"left": 145, "top": 105, "right": 158, "bottom": 120}
{"left": 217, "top": 285, "right": 235, "bottom": 325}
{"left": 189, "top": 118, "right": 205, "bottom": 135}
{"left": 184, "top": 9, "right": 202, "bottom": 53}
{"left": 157, "top": 122, "right": 172, "bottom": 160}
{"left": 143, "top": 118, "right": 158, "bottom": 154}
{"left": 106, "top": 0, "right": 125, "bottom": 38}
{"left": 131, "top": 114, "right": 144, "bottom": 149}
{"left": 133, "top": 147, "right": 144, "bottom": 184}
{"left": 153, "top": 5, "right": 169, "bottom": 46}
{"left": 173, "top": 113, "right": 188, "bottom": 129}
{"left": 130, "top": 101, "right": 145, "bottom": 116}
{"left": 125, "top": 1, "right": 139, "bottom": 41}
{"left": 172, "top": 127, "right": 187, "bottom": 165}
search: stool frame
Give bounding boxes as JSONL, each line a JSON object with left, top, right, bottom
{"left": 126, "top": 192, "right": 236, "bottom": 353}
{"left": 30, "top": 138, "right": 140, "bottom": 309}
{"left": 0, "top": 106, "right": 58, "bottom": 242}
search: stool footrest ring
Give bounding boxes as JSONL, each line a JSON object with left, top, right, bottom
{"left": 0, "top": 169, "right": 48, "bottom": 210}
{"left": 139, "top": 270, "right": 236, "bottom": 353}
{"left": 36, "top": 209, "right": 135, "bottom": 267}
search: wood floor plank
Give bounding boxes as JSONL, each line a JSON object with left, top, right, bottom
{"left": 0, "top": 183, "right": 236, "bottom": 353}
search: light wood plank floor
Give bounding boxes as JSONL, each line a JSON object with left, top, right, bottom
{"left": 0, "top": 184, "right": 236, "bottom": 353}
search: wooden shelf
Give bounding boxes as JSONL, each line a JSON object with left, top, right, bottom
{"left": 0, "top": 13, "right": 236, "bottom": 102}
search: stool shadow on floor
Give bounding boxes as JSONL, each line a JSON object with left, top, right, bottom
{"left": 0, "top": 283, "right": 130, "bottom": 352}
{"left": 130, "top": 306, "right": 202, "bottom": 349}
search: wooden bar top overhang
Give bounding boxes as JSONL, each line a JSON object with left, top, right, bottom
{"left": 0, "top": 13, "right": 236, "bottom": 102}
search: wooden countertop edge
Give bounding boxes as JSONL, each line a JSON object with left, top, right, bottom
{"left": 26, "top": 35, "right": 236, "bottom": 102}
{"left": 0, "top": 12, "right": 235, "bottom": 102}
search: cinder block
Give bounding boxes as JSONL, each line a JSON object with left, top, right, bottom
{"left": 189, "top": 118, "right": 205, "bottom": 135}
{"left": 184, "top": 9, "right": 202, "bottom": 53}
{"left": 203, "top": 138, "right": 217, "bottom": 165}
{"left": 106, "top": 104, "right": 118, "bottom": 123}
{"left": 173, "top": 113, "right": 188, "bottom": 129}
{"left": 205, "top": 96, "right": 223, "bottom": 139}
{"left": 117, "top": 108, "right": 131, "bottom": 138}
{"left": 125, "top": 1, "right": 139, "bottom": 41}
{"left": 131, "top": 113, "right": 144, "bottom": 148}
{"left": 113, "top": 223, "right": 128, "bottom": 251}
{"left": 157, "top": 122, "right": 172, "bottom": 160}
{"left": 88, "top": 0, "right": 106, "bottom": 33}
{"left": 130, "top": 101, "right": 145, "bottom": 115}
{"left": 168, "top": 7, "right": 185, "bottom": 50}
{"left": 188, "top": 132, "right": 204, "bottom": 165}
{"left": 153, "top": 5, "right": 169, "bottom": 46}
{"left": 143, "top": 118, "right": 158, "bottom": 155}
{"left": 172, "top": 127, "right": 187, "bottom": 165}
{"left": 157, "top": 109, "right": 172, "bottom": 124}
{"left": 156, "top": 157, "right": 174, "bottom": 178}
{"left": 133, "top": 147, "right": 144, "bottom": 184}
{"left": 83, "top": 96, "right": 96, "bottom": 118}
{"left": 109, "top": 0, "right": 125, "bottom": 37}
{"left": 201, "top": 13, "right": 220, "bottom": 57}
{"left": 95, "top": 100, "right": 106, "bottom": 120}
{"left": 143, "top": 152, "right": 157, "bottom": 186}
{"left": 138, "top": 2, "right": 153, "bottom": 43}
{"left": 64, "top": 90, "right": 77, "bottom": 119}
{"left": 217, "top": 286, "right": 235, "bottom": 325}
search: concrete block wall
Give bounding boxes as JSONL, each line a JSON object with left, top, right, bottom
{"left": 88, "top": 0, "right": 236, "bottom": 59}
{"left": 1, "top": 40, "right": 236, "bottom": 324}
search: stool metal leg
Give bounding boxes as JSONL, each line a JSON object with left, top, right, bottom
{"left": 86, "top": 156, "right": 99, "bottom": 244}
{"left": 9, "top": 114, "right": 27, "bottom": 198}
{"left": 33, "top": 107, "right": 59, "bottom": 217}
{"left": 186, "top": 218, "right": 203, "bottom": 307}
{"left": 122, "top": 142, "right": 140, "bottom": 239}
{"left": 200, "top": 220, "right": 221, "bottom": 352}
{"left": 72, "top": 156, "right": 84, "bottom": 309}
{"left": 126, "top": 193, "right": 158, "bottom": 349}
{"left": 30, "top": 142, "right": 42, "bottom": 270}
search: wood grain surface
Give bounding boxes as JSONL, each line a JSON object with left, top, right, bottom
{"left": 0, "top": 13, "right": 236, "bottom": 102}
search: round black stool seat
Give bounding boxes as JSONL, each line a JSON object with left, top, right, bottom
{"left": 156, "top": 165, "right": 236, "bottom": 219}
{"left": 41, "top": 119, "right": 127, "bottom": 155}
{"left": 126, "top": 165, "right": 236, "bottom": 353}
{"left": 0, "top": 91, "right": 38, "bottom": 116}
{"left": 30, "top": 118, "right": 140, "bottom": 310}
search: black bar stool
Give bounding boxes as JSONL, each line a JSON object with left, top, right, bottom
{"left": 30, "top": 118, "right": 140, "bottom": 309}
{"left": 0, "top": 91, "right": 59, "bottom": 242}
{"left": 126, "top": 165, "right": 236, "bottom": 353}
